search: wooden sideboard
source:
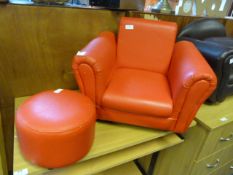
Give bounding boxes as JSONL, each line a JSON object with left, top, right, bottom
{"left": 139, "top": 96, "right": 233, "bottom": 175}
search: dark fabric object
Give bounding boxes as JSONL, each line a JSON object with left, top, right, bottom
{"left": 178, "top": 19, "right": 233, "bottom": 103}
{"left": 177, "top": 18, "right": 226, "bottom": 40}
{"left": 89, "top": 0, "right": 120, "bottom": 8}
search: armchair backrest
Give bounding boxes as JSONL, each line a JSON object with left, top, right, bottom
{"left": 117, "top": 17, "right": 177, "bottom": 74}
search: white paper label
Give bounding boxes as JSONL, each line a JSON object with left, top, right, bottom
{"left": 220, "top": 117, "right": 228, "bottom": 122}
{"left": 54, "top": 89, "right": 63, "bottom": 94}
{"left": 14, "top": 168, "right": 29, "bottom": 175}
{"left": 125, "top": 24, "right": 134, "bottom": 30}
{"left": 76, "top": 51, "right": 86, "bottom": 56}
{"left": 229, "top": 58, "right": 233, "bottom": 64}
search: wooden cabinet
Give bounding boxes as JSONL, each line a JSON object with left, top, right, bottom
{"left": 190, "top": 96, "right": 233, "bottom": 175}
{"left": 140, "top": 96, "right": 233, "bottom": 175}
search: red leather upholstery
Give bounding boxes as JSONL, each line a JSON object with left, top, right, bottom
{"left": 168, "top": 41, "right": 217, "bottom": 132}
{"left": 16, "top": 90, "right": 96, "bottom": 168}
{"left": 73, "top": 17, "right": 217, "bottom": 133}
{"left": 102, "top": 68, "right": 172, "bottom": 117}
{"left": 72, "top": 32, "right": 116, "bottom": 104}
{"left": 117, "top": 17, "right": 177, "bottom": 73}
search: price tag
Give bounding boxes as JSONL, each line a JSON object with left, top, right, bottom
{"left": 220, "top": 117, "right": 228, "bottom": 122}
{"left": 125, "top": 24, "right": 134, "bottom": 30}
{"left": 54, "top": 89, "right": 63, "bottom": 94}
{"left": 76, "top": 51, "right": 86, "bottom": 56}
{"left": 14, "top": 168, "right": 29, "bottom": 175}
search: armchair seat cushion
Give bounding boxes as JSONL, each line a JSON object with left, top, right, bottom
{"left": 102, "top": 68, "right": 173, "bottom": 117}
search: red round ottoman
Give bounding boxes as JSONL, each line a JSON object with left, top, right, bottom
{"left": 16, "top": 89, "right": 96, "bottom": 168}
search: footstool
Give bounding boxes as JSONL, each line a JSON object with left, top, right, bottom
{"left": 16, "top": 89, "right": 96, "bottom": 168}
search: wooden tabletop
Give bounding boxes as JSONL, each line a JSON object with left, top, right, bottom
{"left": 13, "top": 96, "right": 184, "bottom": 175}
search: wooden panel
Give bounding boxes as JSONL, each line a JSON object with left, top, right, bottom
{"left": 0, "top": 156, "right": 3, "bottom": 175}
{"left": 0, "top": 106, "right": 14, "bottom": 174}
{"left": 0, "top": 5, "right": 125, "bottom": 98}
{"left": 0, "top": 45, "right": 15, "bottom": 174}
{"left": 0, "top": 112, "right": 8, "bottom": 175}
{"left": 120, "top": 0, "right": 145, "bottom": 11}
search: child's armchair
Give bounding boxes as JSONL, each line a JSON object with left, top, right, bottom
{"left": 73, "top": 17, "right": 217, "bottom": 133}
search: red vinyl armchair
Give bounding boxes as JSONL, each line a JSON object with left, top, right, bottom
{"left": 72, "top": 17, "right": 217, "bottom": 133}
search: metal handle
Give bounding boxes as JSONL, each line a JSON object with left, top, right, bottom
{"left": 206, "top": 159, "right": 220, "bottom": 168}
{"left": 220, "top": 133, "right": 233, "bottom": 141}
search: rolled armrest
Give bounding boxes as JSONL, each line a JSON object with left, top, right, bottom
{"left": 168, "top": 41, "right": 217, "bottom": 133}
{"left": 179, "top": 37, "right": 233, "bottom": 83}
{"left": 72, "top": 32, "right": 117, "bottom": 104}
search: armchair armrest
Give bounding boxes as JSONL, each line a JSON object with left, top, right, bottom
{"left": 178, "top": 37, "right": 233, "bottom": 83}
{"left": 72, "top": 32, "right": 117, "bottom": 104}
{"left": 168, "top": 41, "right": 217, "bottom": 133}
